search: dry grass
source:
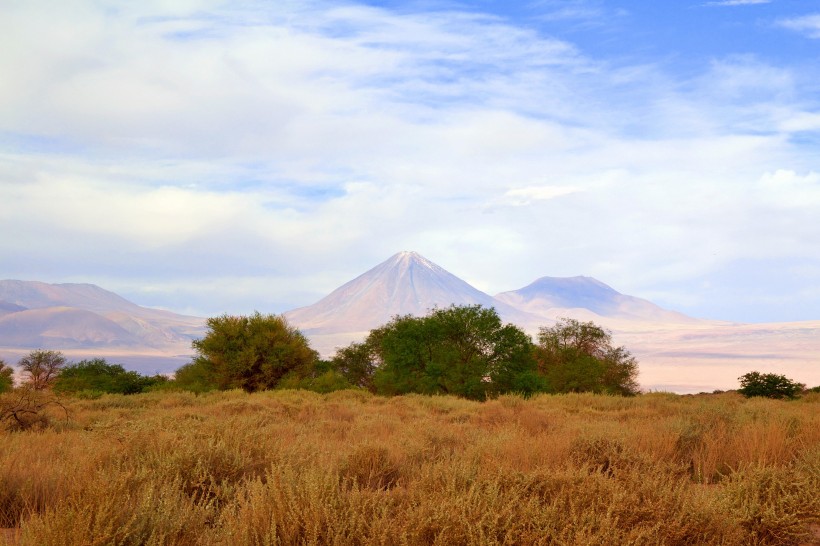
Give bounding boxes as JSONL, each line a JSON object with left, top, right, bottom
{"left": 1, "top": 389, "right": 818, "bottom": 545}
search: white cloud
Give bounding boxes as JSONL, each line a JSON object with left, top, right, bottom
{"left": 503, "top": 185, "right": 581, "bottom": 206}
{"left": 0, "top": 1, "right": 818, "bottom": 321}
{"left": 703, "top": 0, "right": 771, "bottom": 6}
{"left": 778, "top": 14, "right": 820, "bottom": 39}
{"left": 758, "top": 170, "right": 820, "bottom": 208}
{"left": 777, "top": 111, "right": 820, "bottom": 132}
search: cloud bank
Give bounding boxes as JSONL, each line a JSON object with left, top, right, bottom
{"left": 1, "top": 1, "right": 819, "bottom": 322}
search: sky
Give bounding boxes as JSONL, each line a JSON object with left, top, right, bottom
{"left": 1, "top": 0, "right": 819, "bottom": 323}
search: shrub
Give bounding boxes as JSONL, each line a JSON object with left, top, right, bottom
{"left": 535, "top": 318, "right": 640, "bottom": 396}
{"left": 0, "top": 386, "right": 69, "bottom": 431}
{"left": 169, "top": 359, "right": 217, "bottom": 393}
{"left": 738, "top": 372, "right": 805, "bottom": 400}
{"left": 54, "top": 359, "right": 165, "bottom": 395}
{"left": 0, "top": 359, "right": 14, "bottom": 393}
{"left": 189, "top": 312, "right": 318, "bottom": 392}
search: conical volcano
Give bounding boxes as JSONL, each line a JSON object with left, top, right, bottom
{"left": 494, "top": 276, "right": 698, "bottom": 323}
{"left": 284, "top": 251, "right": 535, "bottom": 334}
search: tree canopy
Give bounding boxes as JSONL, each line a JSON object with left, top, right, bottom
{"left": 53, "top": 359, "right": 165, "bottom": 395}
{"left": 738, "top": 371, "right": 804, "bottom": 400}
{"left": 18, "top": 350, "right": 66, "bottom": 391}
{"left": 349, "top": 305, "right": 542, "bottom": 400}
{"left": 0, "top": 359, "right": 13, "bottom": 394}
{"left": 535, "top": 318, "right": 639, "bottom": 396}
{"left": 188, "top": 312, "right": 318, "bottom": 392}
{"left": 172, "top": 307, "right": 640, "bottom": 399}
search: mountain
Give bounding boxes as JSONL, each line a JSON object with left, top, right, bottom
{"left": 0, "top": 280, "right": 141, "bottom": 313}
{"left": 0, "top": 280, "right": 206, "bottom": 373}
{"left": 0, "top": 301, "right": 27, "bottom": 316}
{"left": 284, "top": 251, "right": 540, "bottom": 335}
{"left": 0, "top": 307, "right": 142, "bottom": 348}
{"left": 494, "top": 276, "right": 699, "bottom": 324}
{"left": 3, "top": 260, "right": 817, "bottom": 393}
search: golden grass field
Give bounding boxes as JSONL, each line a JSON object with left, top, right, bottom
{"left": 1, "top": 389, "right": 819, "bottom": 545}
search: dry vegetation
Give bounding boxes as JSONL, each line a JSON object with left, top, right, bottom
{"left": 1, "top": 389, "right": 819, "bottom": 545}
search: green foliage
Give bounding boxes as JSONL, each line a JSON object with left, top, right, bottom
{"left": 277, "top": 368, "right": 354, "bottom": 394}
{"left": 188, "top": 312, "right": 318, "bottom": 392}
{"left": 18, "top": 350, "right": 67, "bottom": 391}
{"left": 331, "top": 342, "right": 378, "bottom": 390}
{"left": 0, "top": 359, "right": 14, "bottom": 394}
{"left": 807, "top": 385, "right": 820, "bottom": 394}
{"left": 365, "top": 305, "right": 541, "bottom": 400}
{"left": 737, "top": 371, "right": 805, "bottom": 400}
{"left": 535, "top": 318, "right": 640, "bottom": 396}
{"left": 53, "top": 359, "right": 165, "bottom": 396}
{"left": 171, "top": 359, "right": 218, "bottom": 394}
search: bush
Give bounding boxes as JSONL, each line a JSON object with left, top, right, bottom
{"left": 535, "top": 318, "right": 640, "bottom": 396}
{"left": 169, "top": 360, "right": 217, "bottom": 394}
{"left": 738, "top": 372, "right": 805, "bottom": 400}
{"left": 54, "top": 359, "right": 166, "bottom": 396}
{"left": 0, "top": 359, "right": 14, "bottom": 393}
{"left": 0, "top": 387, "right": 69, "bottom": 431}
{"left": 189, "top": 312, "right": 318, "bottom": 392}
{"left": 277, "top": 364, "right": 354, "bottom": 394}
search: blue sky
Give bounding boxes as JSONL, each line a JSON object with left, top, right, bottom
{"left": 1, "top": 0, "right": 819, "bottom": 322}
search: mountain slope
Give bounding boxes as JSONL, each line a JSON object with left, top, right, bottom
{"left": 285, "top": 251, "right": 540, "bottom": 334}
{"left": 0, "top": 280, "right": 142, "bottom": 314}
{"left": 494, "top": 276, "right": 700, "bottom": 324}
{"left": 0, "top": 307, "right": 143, "bottom": 348}
{"left": 0, "top": 280, "right": 205, "bottom": 350}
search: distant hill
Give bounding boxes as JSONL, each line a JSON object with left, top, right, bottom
{"left": 494, "top": 276, "right": 699, "bottom": 324}
{"left": 284, "top": 251, "right": 540, "bottom": 334}
{"left": 0, "top": 280, "right": 143, "bottom": 313}
{"left": 0, "top": 307, "right": 142, "bottom": 348}
{"left": 0, "top": 301, "right": 27, "bottom": 315}
{"left": 0, "top": 280, "right": 206, "bottom": 373}
{"left": 0, "top": 280, "right": 205, "bottom": 345}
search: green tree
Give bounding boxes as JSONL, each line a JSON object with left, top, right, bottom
{"left": 172, "top": 359, "right": 217, "bottom": 394}
{"left": 331, "top": 341, "right": 379, "bottom": 391}
{"left": 0, "top": 359, "right": 14, "bottom": 393}
{"left": 19, "top": 350, "right": 66, "bottom": 391}
{"left": 189, "top": 312, "right": 318, "bottom": 392}
{"left": 737, "top": 371, "right": 804, "bottom": 400}
{"left": 367, "top": 305, "right": 540, "bottom": 400}
{"left": 535, "top": 318, "right": 639, "bottom": 396}
{"left": 277, "top": 359, "right": 354, "bottom": 394}
{"left": 53, "top": 359, "right": 164, "bottom": 395}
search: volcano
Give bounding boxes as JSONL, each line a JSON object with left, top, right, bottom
{"left": 494, "top": 276, "right": 698, "bottom": 324}
{"left": 284, "top": 251, "right": 539, "bottom": 334}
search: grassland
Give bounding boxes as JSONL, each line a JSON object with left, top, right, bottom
{"left": 1, "top": 389, "right": 819, "bottom": 545}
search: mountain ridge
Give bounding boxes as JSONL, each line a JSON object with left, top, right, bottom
{"left": 495, "top": 275, "right": 700, "bottom": 325}
{"left": 0, "top": 279, "right": 205, "bottom": 361}
{"left": 1, "top": 255, "right": 819, "bottom": 392}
